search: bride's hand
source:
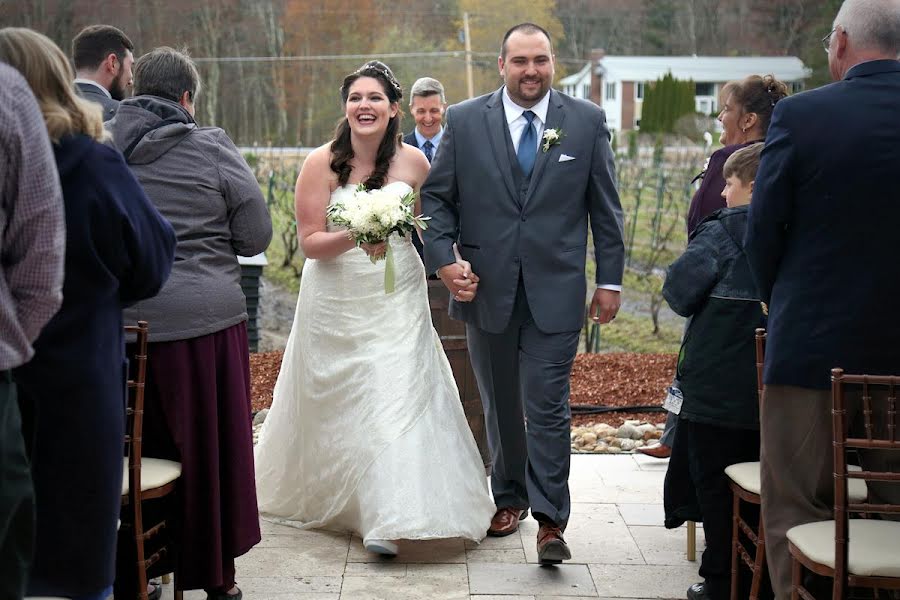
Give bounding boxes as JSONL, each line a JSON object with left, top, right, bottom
{"left": 360, "top": 241, "right": 387, "bottom": 259}
{"left": 452, "top": 243, "right": 479, "bottom": 282}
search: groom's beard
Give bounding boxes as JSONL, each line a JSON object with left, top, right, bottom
{"left": 110, "top": 73, "right": 129, "bottom": 101}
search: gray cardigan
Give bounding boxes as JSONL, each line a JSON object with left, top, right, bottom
{"left": 108, "top": 96, "right": 272, "bottom": 342}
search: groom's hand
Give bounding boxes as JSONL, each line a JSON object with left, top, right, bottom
{"left": 438, "top": 263, "right": 479, "bottom": 303}
{"left": 589, "top": 288, "right": 621, "bottom": 324}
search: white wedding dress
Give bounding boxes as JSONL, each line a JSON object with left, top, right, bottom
{"left": 254, "top": 181, "right": 495, "bottom": 543}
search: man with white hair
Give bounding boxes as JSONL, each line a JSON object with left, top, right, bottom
{"left": 404, "top": 76, "right": 447, "bottom": 259}
{"left": 746, "top": 0, "right": 900, "bottom": 597}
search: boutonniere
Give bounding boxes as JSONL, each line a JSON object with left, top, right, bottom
{"left": 542, "top": 128, "right": 564, "bottom": 153}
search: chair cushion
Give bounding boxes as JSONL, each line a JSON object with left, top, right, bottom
{"left": 725, "top": 462, "right": 867, "bottom": 502}
{"left": 725, "top": 461, "right": 761, "bottom": 495}
{"left": 787, "top": 519, "right": 900, "bottom": 577}
{"left": 122, "top": 458, "right": 182, "bottom": 495}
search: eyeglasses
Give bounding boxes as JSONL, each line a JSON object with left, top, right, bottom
{"left": 822, "top": 28, "right": 836, "bottom": 53}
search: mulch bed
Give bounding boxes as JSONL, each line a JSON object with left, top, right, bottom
{"left": 250, "top": 351, "right": 676, "bottom": 428}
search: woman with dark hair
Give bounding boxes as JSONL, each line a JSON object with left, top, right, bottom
{"left": 639, "top": 74, "right": 790, "bottom": 459}
{"left": 254, "top": 61, "right": 495, "bottom": 557}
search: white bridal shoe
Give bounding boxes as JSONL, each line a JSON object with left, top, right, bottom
{"left": 364, "top": 538, "right": 399, "bottom": 556}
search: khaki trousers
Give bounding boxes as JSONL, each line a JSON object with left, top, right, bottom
{"left": 760, "top": 385, "right": 900, "bottom": 599}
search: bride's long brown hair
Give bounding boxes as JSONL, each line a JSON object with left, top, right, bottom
{"left": 330, "top": 61, "right": 403, "bottom": 190}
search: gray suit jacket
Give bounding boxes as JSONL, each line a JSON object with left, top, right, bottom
{"left": 421, "top": 88, "right": 624, "bottom": 334}
{"left": 75, "top": 81, "right": 119, "bottom": 122}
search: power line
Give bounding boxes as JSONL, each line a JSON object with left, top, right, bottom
{"left": 192, "top": 51, "right": 589, "bottom": 65}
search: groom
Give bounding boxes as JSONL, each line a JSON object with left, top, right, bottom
{"left": 422, "top": 22, "right": 624, "bottom": 563}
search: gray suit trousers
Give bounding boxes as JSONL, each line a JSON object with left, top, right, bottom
{"left": 466, "top": 276, "right": 579, "bottom": 528}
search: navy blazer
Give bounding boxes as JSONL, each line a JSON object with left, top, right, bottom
{"left": 75, "top": 81, "right": 118, "bottom": 122}
{"left": 404, "top": 130, "right": 419, "bottom": 148}
{"left": 746, "top": 59, "right": 900, "bottom": 389}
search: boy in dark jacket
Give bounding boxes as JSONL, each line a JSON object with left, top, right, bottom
{"left": 662, "top": 143, "right": 767, "bottom": 600}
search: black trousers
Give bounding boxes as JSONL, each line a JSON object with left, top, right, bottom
{"left": 677, "top": 418, "right": 761, "bottom": 600}
{"left": 0, "top": 371, "right": 34, "bottom": 600}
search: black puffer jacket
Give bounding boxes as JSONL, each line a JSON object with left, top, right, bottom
{"left": 663, "top": 206, "right": 765, "bottom": 430}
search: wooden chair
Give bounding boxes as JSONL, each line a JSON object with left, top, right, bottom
{"left": 119, "top": 321, "right": 183, "bottom": 600}
{"left": 787, "top": 370, "right": 900, "bottom": 600}
{"left": 724, "top": 327, "right": 769, "bottom": 600}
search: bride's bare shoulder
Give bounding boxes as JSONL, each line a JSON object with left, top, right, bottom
{"left": 303, "top": 143, "right": 334, "bottom": 169}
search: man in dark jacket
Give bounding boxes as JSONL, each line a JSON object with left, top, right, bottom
{"left": 663, "top": 143, "right": 766, "bottom": 600}
{"left": 72, "top": 25, "right": 134, "bottom": 121}
{"left": 745, "top": 1, "right": 900, "bottom": 596}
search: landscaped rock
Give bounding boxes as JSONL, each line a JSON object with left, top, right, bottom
{"left": 617, "top": 423, "right": 640, "bottom": 440}
{"left": 595, "top": 423, "right": 618, "bottom": 437}
{"left": 581, "top": 432, "right": 598, "bottom": 446}
{"left": 607, "top": 446, "right": 623, "bottom": 454}
{"left": 619, "top": 439, "right": 637, "bottom": 451}
{"left": 253, "top": 408, "right": 269, "bottom": 426}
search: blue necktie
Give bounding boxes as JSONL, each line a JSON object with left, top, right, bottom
{"left": 516, "top": 110, "right": 537, "bottom": 177}
{"left": 422, "top": 140, "right": 434, "bottom": 163}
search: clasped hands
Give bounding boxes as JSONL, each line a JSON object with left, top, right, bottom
{"left": 437, "top": 243, "right": 479, "bottom": 303}
{"left": 437, "top": 245, "right": 621, "bottom": 321}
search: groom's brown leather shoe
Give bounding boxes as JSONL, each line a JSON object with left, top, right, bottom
{"left": 487, "top": 507, "right": 528, "bottom": 537}
{"left": 537, "top": 523, "right": 571, "bottom": 564}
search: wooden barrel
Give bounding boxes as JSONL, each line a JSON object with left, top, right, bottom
{"left": 427, "top": 279, "right": 491, "bottom": 469}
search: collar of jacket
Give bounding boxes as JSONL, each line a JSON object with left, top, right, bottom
{"left": 844, "top": 59, "right": 900, "bottom": 81}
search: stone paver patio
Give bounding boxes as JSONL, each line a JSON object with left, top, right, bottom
{"left": 161, "top": 454, "right": 704, "bottom": 600}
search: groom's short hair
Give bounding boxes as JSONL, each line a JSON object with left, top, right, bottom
{"left": 500, "top": 23, "right": 553, "bottom": 59}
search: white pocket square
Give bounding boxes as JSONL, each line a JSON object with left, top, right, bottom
{"left": 558, "top": 154, "right": 576, "bottom": 162}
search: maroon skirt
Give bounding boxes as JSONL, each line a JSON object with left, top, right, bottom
{"left": 139, "top": 322, "right": 261, "bottom": 590}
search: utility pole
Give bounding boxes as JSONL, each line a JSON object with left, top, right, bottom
{"left": 463, "top": 11, "right": 474, "bottom": 99}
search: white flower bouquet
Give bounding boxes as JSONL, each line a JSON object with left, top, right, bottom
{"left": 327, "top": 184, "right": 430, "bottom": 293}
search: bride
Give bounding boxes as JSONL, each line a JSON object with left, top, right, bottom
{"left": 254, "top": 61, "right": 495, "bottom": 555}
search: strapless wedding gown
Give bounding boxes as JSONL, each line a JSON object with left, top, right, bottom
{"left": 254, "top": 181, "right": 495, "bottom": 543}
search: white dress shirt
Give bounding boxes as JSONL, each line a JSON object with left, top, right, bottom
{"left": 501, "top": 87, "right": 622, "bottom": 293}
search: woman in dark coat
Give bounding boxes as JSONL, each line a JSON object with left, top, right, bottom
{"left": 0, "top": 28, "right": 176, "bottom": 600}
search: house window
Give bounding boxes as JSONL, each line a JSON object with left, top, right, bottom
{"left": 605, "top": 82, "right": 616, "bottom": 101}
{"left": 791, "top": 81, "right": 804, "bottom": 94}
{"left": 582, "top": 83, "right": 590, "bottom": 99}
{"left": 695, "top": 82, "right": 714, "bottom": 96}
{"left": 635, "top": 82, "right": 645, "bottom": 100}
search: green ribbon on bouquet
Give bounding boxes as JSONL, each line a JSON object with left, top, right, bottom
{"left": 383, "top": 241, "right": 395, "bottom": 294}
{"left": 368, "top": 240, "right": 396, "bottom": 294}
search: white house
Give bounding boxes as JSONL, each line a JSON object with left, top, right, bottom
{"left": 559, "top": 53, "right": 811, "bottom": 132}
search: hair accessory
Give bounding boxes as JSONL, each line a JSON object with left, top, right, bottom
{"left": 353, "top": 62, "right": 403, "bottom": 98}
